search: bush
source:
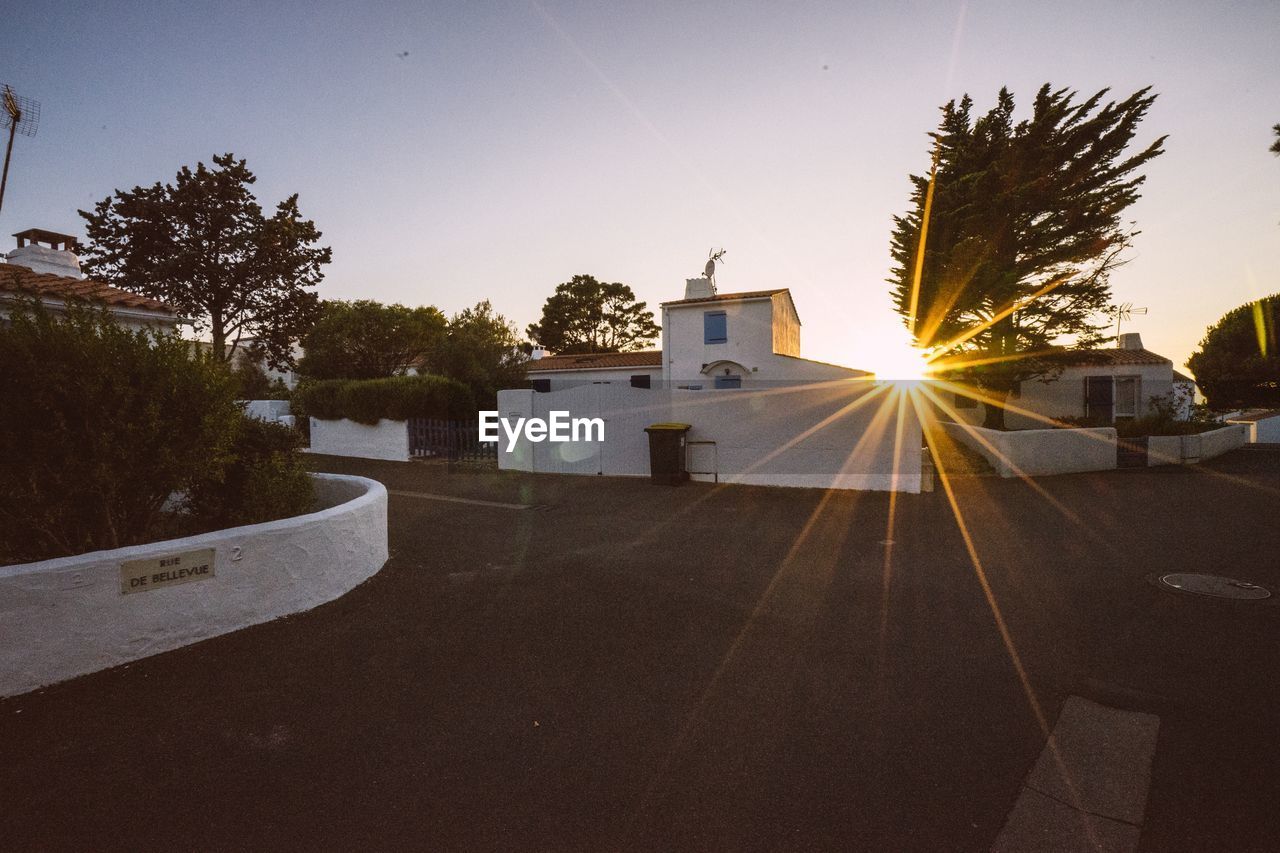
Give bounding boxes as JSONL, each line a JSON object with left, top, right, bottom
{"left": 184, "top": 416, "right": 314, "bottom": 528}
{"left": 233, "top": 358, "right": 291, "bottom": 400}
{"left": 0, "top": 301, "right": 314, "bottom": 565}
{"left": 293, "top": 374, "right": 473, "bottom": 425}
{"left": 1055, "top": 391, "right": 1223, "bottom": 437}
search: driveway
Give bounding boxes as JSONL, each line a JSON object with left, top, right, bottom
{"left": 3, "top": 449, "right": 1279, "bottom": 851}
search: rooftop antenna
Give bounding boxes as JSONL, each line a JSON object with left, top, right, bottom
{"left": 1107, "top": 302, "right": 1147, "bottom": 341}
{"left": 0, "top": 83, "right": 41, "bottom": 216}
{"left": 704, "top": 248, "right": 727, "bottom": 287}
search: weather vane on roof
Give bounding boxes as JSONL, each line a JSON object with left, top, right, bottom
{"left": 704, "top": 248, "right": 727, "bottom": 283}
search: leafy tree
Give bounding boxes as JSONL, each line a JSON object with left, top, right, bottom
{"left": 440, "top": 300, "right": 528, "bottom": 407}
{"left": 1186, "top": 295, "right": 1280, "bottom": 409}
{"left": 526, "top": 274, "right": 660, "bottom": 354}
{"left": 297, "top": 299, "right": 447, "bottom": 380}
{"left": 890, "top": 85, "right": 1165, "bottom": 428}
{"left": 1271, "top": 123, "right": 1280, "bottom": 155}
{"left": 78, "top": 153, "right": 330, "bottom": 370}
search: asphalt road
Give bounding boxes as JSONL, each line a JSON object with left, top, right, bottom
{"left": 3, "top": 449, "right": 1278, "bottom": 851}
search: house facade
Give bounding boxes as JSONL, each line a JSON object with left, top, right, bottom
{"left": 1, "top": 229, "right": 180, "bottom": 332}
{"left": 947, "top": 333, "right": 1197, "bottom": 429}
{"left": 526, "top": 276, "right": 869, "bottom": 390}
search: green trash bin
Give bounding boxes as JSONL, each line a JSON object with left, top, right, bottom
{"left": 644, "top": 423, "right": 692, "bottom": 485}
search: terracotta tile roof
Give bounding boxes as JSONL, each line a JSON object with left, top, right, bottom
{"left": 1171, "top": 369, "right": 1196, "bottom": 384}
{"left": 660, "top": 288, "right": 789, "bottom": 307}
{"left": 526, "top": 350, "right": 662, "bottom": 372}
{"left": 0, "top": 263, "right": 176, "bottom": 315}
{"left": 1055, "top": 347, "right": 1172, "bottom": 367}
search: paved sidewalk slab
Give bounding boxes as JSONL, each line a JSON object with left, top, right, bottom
{"left": 993, "top": 787, "right": 1140, "bottom": 853}
{"left": 993, "top": 696, "right": 1159, "bottom": 852}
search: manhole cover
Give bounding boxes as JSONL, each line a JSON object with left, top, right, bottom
{"left": 1159, "top": 573, "right": 1272, "bottom": 600}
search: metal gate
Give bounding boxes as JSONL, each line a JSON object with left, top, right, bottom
{"left": 408, "top": 418, "right": 497, "bottom": 463}
{"left": 1116, "top": 435, "right": 1148, "bottom": 468}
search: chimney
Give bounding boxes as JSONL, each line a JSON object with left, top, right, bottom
{"left": 1118, "top": 332, "right": 1144, "bottom": 350}
{"left": 6, "top": 228, "right": 83, "bottom": 278}
{"left": 684, "top": 276, "right": 715, "bottom": 300}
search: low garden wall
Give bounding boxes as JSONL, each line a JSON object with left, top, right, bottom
{"left": 940, "top": 422, "right": 1117, "bottom": 477}
{"left": 1182, "top": 423, "right": 1248, "bottom": 462}
{"left": 942, "top": 421, "right": 1249, "bottom": 475}
{"left": 309, "top": 417, "right": 409, "bottom": 461}
{"left": 0, "top": 473, "right": 388, "bottom": 698}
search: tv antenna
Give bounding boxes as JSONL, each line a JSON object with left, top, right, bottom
{"left": 0, "top": 83, "right": 40, "bottom": 215}
{"left": 1107, "top": 302, "right": 1147, "bottom": 340}
{"left": 704, "top": 248, "right": 727, "bottom": 282}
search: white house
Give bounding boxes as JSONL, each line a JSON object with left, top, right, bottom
{"left": 526, "top": 276, "right": 869, "bottom": 391}
{"left": 526, "top": 349, "right": 663, "bottom": 391}
{"left": 0, "top": 228, "right": 180, "bottom": 332}
{"left": 946, "top": 333, "right": 1197, "bottom": 428}
{"left": 1224, "top": 409, "right": 1280, "bottom": 443}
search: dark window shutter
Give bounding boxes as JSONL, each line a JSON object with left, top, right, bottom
{"left": 1085, "top": 376, "right": 1114, "bottom": 422}
{"left": 704, "top": 311, "right": 727, "bottom": 344}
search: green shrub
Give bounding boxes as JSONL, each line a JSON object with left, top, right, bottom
{"left": 184, "top": 416, "right": 314, "bottom": 527}
{"left": 0, "top": 301, "right": 316, "bottom": 566}
{"left": 0, "top": 302, "right": 240, "bottom": 563}
{"left": 293, "top": 374, "right": 473, "bottom": 425}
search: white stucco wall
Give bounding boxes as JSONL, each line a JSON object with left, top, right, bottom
{"left": 309, "top": 417, "right": 410, "bottom": 461}
{"left": 241, "top": 399, "right": 292, "bottom": 422}
{"left": 946, "top": 363, "right": 1177, "bottom": 429}
{"left": 1147, "top": 435, "right": 1183, "bottom": 466}
{"left": 662, "top": 297, "right": 779, "bottom": 384}
{"left": 1182, "top": 424, "right": 1248, "bottom": 462}
{"left": 528, "top": 365, "right": 662, "bottom": 391}
{"left": 1225, "top": 413, "right": 1280, "bottom": 443}
{"left": 498, "top": 381, "right": 922, "bottom": 492}
{"left": 0, "top": 473, "right": 388, "bottom": 698}
{"left": 940, "top": 422, "right": 1118, "bottom": 478}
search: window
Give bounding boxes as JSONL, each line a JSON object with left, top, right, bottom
{"left": 630, "top": 374, "right": 651, "bottom": 389}
{"left": 531, "top": 378, "right": 550, "bottom": 393}
{"left": 714, "top": 375, "right": 741, "bottom": 389}
{"left": 704, "top": 311, "right": 727, "bottom": 344}
{"left": 1114, "top": 376, "right": 1139, "bottom": 418}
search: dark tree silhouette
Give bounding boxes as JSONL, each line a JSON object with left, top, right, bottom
{"left": 527, "top": 274, "right": 660, "bottom": 354}
{"left": 889, "top": 85, "right": 1165, "bottom": 428}
{"left": 79, "top": 153, "right": 330, "bottom": 370}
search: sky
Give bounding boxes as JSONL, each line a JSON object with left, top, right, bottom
{"left": 3, "top": 0, "right": 1278, "bottom": 375}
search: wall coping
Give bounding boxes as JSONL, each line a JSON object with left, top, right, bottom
{"left": 0, "top": 473, "right": 384, "bottom": 579}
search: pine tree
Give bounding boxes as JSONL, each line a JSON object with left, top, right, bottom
{"left": 889, "top": 85, "right": 1165, "bottom": 427}
{"left": 79, "top": 154, "right": 330, "bottom": 370}
{"left": 526, "top": 274, "right": 660, "bottom": 354}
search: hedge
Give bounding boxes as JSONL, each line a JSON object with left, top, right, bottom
{"left": 292, "top": 375, "right": 474, "bottom": 425}
{"left": 0, "top": 301, "right": 314, "bottom": 565}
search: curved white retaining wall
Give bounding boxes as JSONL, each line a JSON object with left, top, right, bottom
{"left": 0, "top": 474, "right": 387, "bottom": 698}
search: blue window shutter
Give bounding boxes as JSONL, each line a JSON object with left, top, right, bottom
{"left": 714, "top": 375, "right": 741, "bottom": 389}
{"left": 704, "top": 311, "right": 727, "bottom": 344}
